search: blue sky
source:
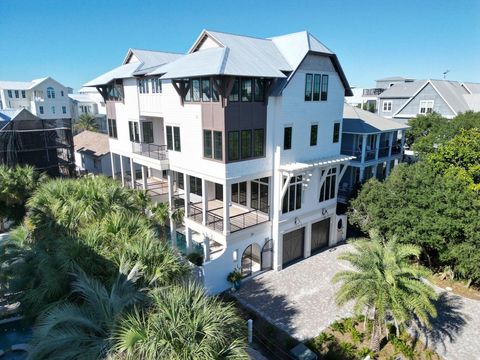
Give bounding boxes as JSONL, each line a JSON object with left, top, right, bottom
{"left": 1, "top": 0, "right": 479, "bottom": 91}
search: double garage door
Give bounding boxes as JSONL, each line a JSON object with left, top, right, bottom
{"left": 282, "top": 218, "right": 330, "bottom": 267}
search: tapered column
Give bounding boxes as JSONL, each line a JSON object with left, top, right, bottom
{"left": 119, "top": 155, "right": 125, "bottom": 187}
{"left": 223, "top": 181, "right": 230, "bottom": 235}
{"left": 110, "top": 153, "right": 116, "bottom": 179}
{"left": 141, "top": 166, "right": 148, "bottom": 190}
{"left": 202, "top": 178, "right": 208, "bottom": 226}
{"left": 360, "top": 135, "right": 367, "bottom": 163}
{"left": 129, "top": 158, "right": 135, "bottom": 189}
{"left": 203, "top": 236, "right": 210, "bottom": 262}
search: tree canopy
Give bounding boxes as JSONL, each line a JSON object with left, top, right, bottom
{"left": 75, "top": 113, "right": 98, "bottom": 133}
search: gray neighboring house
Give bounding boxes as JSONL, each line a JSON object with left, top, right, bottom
{"left": 339, "top": 104, "right": 409, "bottom": 203}
{"left": 73, "top": 130, "right": 112, "bottom": 176}
{"left": 378, "top": 79, "right": 480, "bottom": 124}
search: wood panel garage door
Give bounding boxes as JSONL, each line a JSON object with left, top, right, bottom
{"left": 282, "top": 227, "right": 305, "bottom": 267}
{"left": 311, "top": 218, "right": 330, "bottom": 254}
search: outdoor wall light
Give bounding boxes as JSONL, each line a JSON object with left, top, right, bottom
{"left": 233, "top": 249, "right": 238, "bottom": 262}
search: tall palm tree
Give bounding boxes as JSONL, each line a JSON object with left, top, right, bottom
{"left": 75, "top": 113, "right": 98, "bottom": 133}
{"left": 27, "top": 265, "right": 143, "bottom": 360}
{"left": 114, "top": 282, "right": 249, "bottom": 360}
{"left": 333, "top": 232, "right": 438, "bottom": 352}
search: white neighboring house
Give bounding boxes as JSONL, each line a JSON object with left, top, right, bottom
{"left": 84, "top": 29, "right": 354, "bottom": 294}
{"left": 0, "top": 77, "right": 72, "bottom": 119}
{"left": 69, "top": 87, "right": 107, "bottom": 133}
{"left": 73, "top": 130, "right": 112, "bottom": 176}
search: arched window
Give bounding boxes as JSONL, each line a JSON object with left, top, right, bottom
{"left": 47, "top": 87, "right": 55, "bottom": 99}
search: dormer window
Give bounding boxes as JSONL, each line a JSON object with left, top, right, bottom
{"left": 47, "top": 87, "right": 55, "bottom": 99}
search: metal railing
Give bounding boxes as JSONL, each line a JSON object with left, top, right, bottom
{"left": 391, "top": 144, "right": 402, "bottom": 155}
{"left": 363, "top": 88, "right": 384, "bottom": 96}
{"left": 365, "top": 149, "right": 376, "bottom": 161}
{"left": 340, "top": 149, "right": 362, "bottom": 161}
{"left": 187, "top": 202, "right": 270, "bottom": 233}
{"left": 172, "top": 195, "right": 185, "bottom": 210}
{"left": 378, "top": 146, "right": 390, "bottom": 158}
{"left": 132, "top": 142, "right": 168, "bottom": 161}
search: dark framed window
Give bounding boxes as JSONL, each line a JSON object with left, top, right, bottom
{"left": 189, "top": 176, "right": 202, "bottom": 196}
{"left": 61, "top": 90, "right": 64, "bottom": 97}
{"left": 333, "top": 122, "right": 340, "bottom": 143}
{"left": 173, "top": 126, "right": 181, "bottom": 151}
{"left": 253, "top": 129, "right": 265, "bottom": 157}
{"left": 282, "top": 176, "right": 302, "bottom": 213}
{"left": 203, "top": 130, "right": 212, "bottom": 158}
{"left": 212, "top": 79, "right": 219, "bottom": 102}
{"left": 241, "top": 78, "right": 252, "bottom": 102}
{"left": 201, "top": 78, "right": 211, "bottom": 102}
{"left": 192, "top": 79, "right": 200, "bottom": 102}
{"left": 319, "top": 168, "right": 337, "bottom": 202}
{"left": 251, "top": 178, "right": 269, "bottom": 213}
{"left": 321, "top": 75, "right": 328, "bottom": 101}
{"left": 229, "top": 78, "right": 239, "bottom": 102}
{"left": 305, "top": 74, "right": 313, "bottom": 101}
{"left": 228, "top": 131, "right": 240, "bottom": 161}
{"left": 21, "top": 90, "right": 26, "bottom": 98}
{"left": 284, "top": 126, "right": 292, "bottom": 150}
{"left": 254, "top": 78, "right": 264, "bottom": 101}
{"left": 129, "top": 121, "right": 140, "bottom": 142}
{"left": 7, "top": 90, "right": 12, "bottom": 98}
{"left": 177, "top": 172, "right": 184, "bottom": 190}
{"left": 107, "top": 118, "right": 117, "bottom": 139}
{"left": 241, "top": 130, "right": 252, "bottom": 159}
{"left": 62, "top": 106, "right": 67, "bottom": 114}
{"left": 14, "top": 90, "right": 19, "bottom": 98}
{"left": 310, "top": 124, "right": 318, "bottom": 146}
{"left": 39, "top": 106, "right": 44, "bottom": 115}
{"left": 313, "top": 74, "right": 321, "bottom": 101}
{"left": 142, "top": 122, "right": 154, "bottom": 143}
{"left": 213, "top": 131, "right": 222, "bottom": 160}
{"left": 231, "top": 182, "right": 247, "bottom": 205}
{"left": 184, "top": 81, "right": 191, "bottom": 102}
{"left": 166, "top": 125, "right": 173, "bottom": 150}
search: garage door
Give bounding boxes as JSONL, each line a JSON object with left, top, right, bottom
{"left": 311, "top": 218, "right": 330, "bottom": 254}
{"left": 282, "top": 227, "right": 305, "bottom": 267}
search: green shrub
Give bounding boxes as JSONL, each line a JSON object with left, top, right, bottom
{"left": 357, "top": 347, "right": 375, "bottom": 359}
{"left": 391, "top": 337, "right": 416, "bottom": 360}
{"left": 331, "top": 319, "right": 346, "bottom": 334}
{"left": 186, "top": 252, "right": 203, "bottom": 266}
{"left": 350, "top": 327, "right": 363, "bottom": 344}
{"left": 337, "top": 341, "right": 356, "bottom": 359}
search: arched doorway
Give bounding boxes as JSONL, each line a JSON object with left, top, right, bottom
{"left": 261, "top": 239, "right": 273, "bottom": 271}
{"left": 241, "top": 243, "right": 261, "bottom": 277}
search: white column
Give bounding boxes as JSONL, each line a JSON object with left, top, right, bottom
{"left": 360, "top": 134, "right": 367, "bottom": 163}
{"left": 141, "top": 165, "right": 148, "bottom": 190}
{"left": 129, "top": 158, "right": 135, "bottom": 189}
{"left": 167, "top": 171, "right": 176, "bottom": 247}
{"left": 185, "top": 227, "right": 192, "bottom": 255}
{"left": 400, "top": 130, "right": 406, "bottom": 154}
{"left": 110, "top": 153, "right": 116, "bottom": 180}
{"left": 202, "top": 178, "right": 208, "bottom": 226}
{"left": 374, "top": 134, "right": 380, "bottom": 160}
{"left": 388, "top": 132, "right": 394, "bottom": 158}
{"left": 183, "top": 173, "right": 190, "bottom": 217}
{"left": 119, "top": 155, "right": 125, "bottom": 187}
{"left": 359, "top": 167, "right": 365, "bottom": 182}
{"left": 203, "top": 235, "right": 210, "bottom": 262}
{"left": 223, "top": 181, "right": 230, "bottom": 235}
{"left": 272, "top": 146, "right": 282, "bottom": 271}
{"left": 304, "top": 222, "right": 312, "bottom": 258}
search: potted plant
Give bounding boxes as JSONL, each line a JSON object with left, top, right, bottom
{"left": 227, "top": 268, "right": 242, "bottom": 291}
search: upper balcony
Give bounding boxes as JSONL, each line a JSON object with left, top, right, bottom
{"left": 362, "top": 88, "right": 385, "bottom": 96}
{"left": 131, "top": 142, "right": 169, "bottom": 168}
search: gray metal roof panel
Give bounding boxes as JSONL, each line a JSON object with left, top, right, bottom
{"left": 343, "top": 104, "right": 409, "bottom": 134}
{"left": 430, "top": 80, "right": 470, "bottom": 114}
{"left": 462, "top": 82, "right": 480, "bottom": 94}
{"left": 83, "top": 63, "right": 141, "bottom": 87}
{"left": 378, "top": 80, "right": 426, "bottom": 98}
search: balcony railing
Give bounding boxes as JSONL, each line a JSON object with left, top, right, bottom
{"left": 340, "top": 149, "right": 361, "bottom": 161}
{"left": 391, "top": 144, "right": 402, "bottom": 155}
{"left": 378, "top": 146, "right": 390, "bottom": 158}
{"left": 365, "top": 149, "right": 376, "bottom": 161}
{"left": 187, "top": 202, "right": 270, "bottom": 234}
{"left": 172, "top": 194, "right": 185, "bottom": 210}
{"left": 132, "top": 142, "right": 168, "bottom": 161}
{"left": 363, "top": 88, "right": 385, "bottom": 96}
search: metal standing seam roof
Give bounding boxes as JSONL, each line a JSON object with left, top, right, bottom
{"left": 375, "top": 76, "right": 414, "bottom": 82}
{"left": 378, "top": 80, "right": 426, "bottom": 98}
{"left": 342, "top": 104, "right": 409, "bottom": 134}
{"left": 429, "top": 80, "right": 471, "bottom": 114}
{"left": 0, "top": 77, "right": 51, "bottom": 90}
{"left": 83, "top": 63, "right": 141, "bottom": 87}
{"left": 462, "top": 82, "right": 480, "bottom": 94}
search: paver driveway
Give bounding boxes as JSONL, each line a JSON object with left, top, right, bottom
{"left": 234, "top": 242, "right": 480, "bottom": 360}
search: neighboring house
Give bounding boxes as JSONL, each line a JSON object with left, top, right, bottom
{"left": 0, "top": 77, "right": 72, "bottom": 119}
{"left": 339, "top": 104, "right": 408, "bottom": 202}
{"left": 69, "top": 87, "right": 107, "bottom": 133}
{"left": 84, "top": 29, "right": 354, "bottom": 294}
{"left": 346, "top": 77, "right": 415, "bottom": 112}
{"left": 378, "top": 79, "right": 480, "bottom": 123}
{"left": 74, "top": 130, "right": 112, "bottom": 176}
{"left": 0, "top": 108, "right": 75, "bottom": 176}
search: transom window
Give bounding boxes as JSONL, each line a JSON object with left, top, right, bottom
{"left": 419, "top": 100, "right": 434, "bottom": 114}
{"left": 319, "top": 168, "right": 337, "bottom": 202}
{"left": 305, "top": 74, "right": 329, "bottom": 101}
{"left": 282, "top": 175, "right": 302, "bottom": 213}
{"left": 383, "top": 100, "right": 392, "bottom": 112}
{"left": 226, "top": 77, "right": 265, "bottom": 102}
{"left": 184, "top": 78, "right": 219, "bottom": 102}
{"left": 47, "top": 87, "right": 55, "bottom": 99}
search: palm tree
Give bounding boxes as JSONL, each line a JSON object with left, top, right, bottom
{"left": 27, "top": 265, "right": 143, "bottom": 360}
{"left": 333, "top": 232, "right": 438, "bottom": 352}
{"left": 114, "top": 282, "right": 249, "bottom": 360}
{"left": 75, "top": 113, "right": 98, "bottom": 133}
{"left": 150, "top": 201, "right": 170, "bottom": 227}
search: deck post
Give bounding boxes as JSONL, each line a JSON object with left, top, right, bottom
{"left": 141, "top": 165, "right": 148, "bottom": 190}
{"left": 202, "top": 178, "right": 208, "bottom": 226}
{"left": 119, "top": 155, "right": 125, "bottom": 187}
{"left": 110, "top": 153, "right": 116, "bottom": 180}
{"left": 129, "top": 158, "right": 135, "bottom": 189}
{"left": 203, "top": 236, "right": 210, "bottom": 262}
{"left": 223, "top": 180, "right": 230, "bottom": 235}
{"left": 185, "top": 227, "right": 192, "bottom": 255}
